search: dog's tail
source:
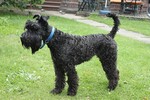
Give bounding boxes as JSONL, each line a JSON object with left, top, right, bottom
{"left": 106, "top": 13, "right": 120, "bottom": 39}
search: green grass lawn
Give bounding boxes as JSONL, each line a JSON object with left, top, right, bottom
{"left": 88, "top": 14, "right": 150, "bottom": 36}
{"left": 0, "top": 12, "right": 150, "bottom": 100}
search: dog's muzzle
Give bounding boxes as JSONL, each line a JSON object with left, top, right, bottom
{"left": 20, "top": 32, "right": 32, "bottom": 49}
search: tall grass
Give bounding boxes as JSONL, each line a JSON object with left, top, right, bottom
{"left": 0, "top": 12, "right": 150, "bottom": 100}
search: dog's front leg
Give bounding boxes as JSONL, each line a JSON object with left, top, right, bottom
{"left": 51, "top": 65, "right": 65, "bottom": 94}
{"left": 66, "top": 66, "right": 79, "bottom": 96}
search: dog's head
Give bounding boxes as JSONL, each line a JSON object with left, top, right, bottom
{"left": 20, "top": 14, "right": 50, "bottom": 54}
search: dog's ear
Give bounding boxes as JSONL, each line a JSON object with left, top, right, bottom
{"left": 33, "top": 14, "right": 49, "bottom": 26}
{"left": 38, "top": 16, "right": 49, "bottom": 23}
{"left": 42, "top": 16, "right": 49, "bottom": 21}
{"left": 33, "top": 14, "right": 41, "bottom": 20}
{"left": 33, "top": 14, "right": 49, "bottom": 21}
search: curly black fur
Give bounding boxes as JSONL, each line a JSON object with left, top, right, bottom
{"left": 20, "top": 13, "right": 120, "bottom": 96}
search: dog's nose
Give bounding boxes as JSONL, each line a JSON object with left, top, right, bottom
{"left": 20, "top": 35, "right": 23, "bottom": 39}
{"left": 20, "top": 33, "right": 25, "bottom": 39}
{"left": 20, "top": 34, "right": 24, "bottom": 41}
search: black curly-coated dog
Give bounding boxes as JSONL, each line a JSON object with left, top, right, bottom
{"left": 20, "top": 13, "right": 120, "bottom": 96}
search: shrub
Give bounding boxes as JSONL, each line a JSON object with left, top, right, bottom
{"left": 0, "top": 0, "right": 43, "bottom": 10}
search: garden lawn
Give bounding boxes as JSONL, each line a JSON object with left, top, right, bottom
{"left": 0, "top": 12, "right": 150, "bottom": 100}
{"left": 88, "top": 14, "right": 150, "bottom": 36}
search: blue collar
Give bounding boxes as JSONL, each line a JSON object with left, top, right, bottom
{"left": 40, "top": 27, "right": 55, "bottom": 49}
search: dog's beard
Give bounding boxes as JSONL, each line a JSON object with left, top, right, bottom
{"left": 20, "top": 34, "right": 42, "bottom": 54}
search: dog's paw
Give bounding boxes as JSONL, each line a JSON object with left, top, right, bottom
{"left": 67, "top": 92, "right": 76, "bottom": 96}
{"left": 108, "top": 80, "right": 118, "bottom": 91}
{"left": 50, "top": 88, "right": 62, "bottom": 94}
{"left": 108, "top": 85, "right": 116, "bottom": 91}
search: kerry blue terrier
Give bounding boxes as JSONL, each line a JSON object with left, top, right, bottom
{"left": 20, "top": 13, "right": 120, "bottom": 96}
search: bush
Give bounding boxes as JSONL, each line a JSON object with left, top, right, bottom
{"left": 0, "top": 0, "right": 43, "bottom": 10}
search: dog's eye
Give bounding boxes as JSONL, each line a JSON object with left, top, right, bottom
{"left": 29, "top": 24, "right": 39, "bottom": 31}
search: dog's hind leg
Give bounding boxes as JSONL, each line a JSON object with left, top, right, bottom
{"left": 96, "top": 46, "right": 119, "bottom": 91}
{"left": 51, "top": 64, "right": 66, "bottom": 94}
{"left": 66, "top": 65, "right": 79, "bottom": 96}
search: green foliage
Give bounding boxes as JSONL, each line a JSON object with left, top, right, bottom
{"left": 0, "top": 0, "right": 43, "bottom": 10}
{"left": 0, "top": 12, "right": 150, "bottom": 99}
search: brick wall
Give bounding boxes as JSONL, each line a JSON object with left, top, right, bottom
{"left": 142, "top": 0, "right": 149, "bottom": 12}
{"left": 0, "top": 0, "right": 4, "bottom": 4}
{"left": 60, "top": 0, "right": 78, "bottom": 13}
{"left": 109, "top": 3, "right": 121, "bottom": 12}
